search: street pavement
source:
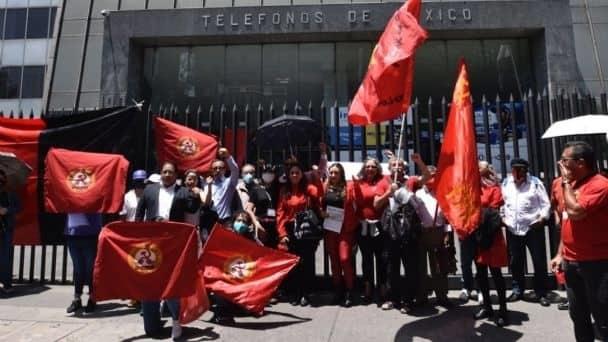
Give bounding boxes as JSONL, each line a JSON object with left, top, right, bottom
{"left": 0, "top": 284, "right": 576, "bottom": 342}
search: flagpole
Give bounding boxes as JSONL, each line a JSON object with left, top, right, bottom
{"left": 393, "top": 112, "right": 407, "bottom": 183}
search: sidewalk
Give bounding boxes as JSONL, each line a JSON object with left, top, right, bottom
{"left": 0, "top": 285, "right": 574, "bottom": 341}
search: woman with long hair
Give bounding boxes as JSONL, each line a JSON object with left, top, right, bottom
{"left": 474, "top": 161, "right": 509, "bottom": 327}
{"left": 276, "top": 158, "right": 322, "bottom": 306}
{"left": 353, "top": 157, "right": 393, "bottom": 304}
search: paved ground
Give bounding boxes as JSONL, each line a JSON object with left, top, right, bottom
{"left": 0, "top": 284, "right": 575, "bottom": 342}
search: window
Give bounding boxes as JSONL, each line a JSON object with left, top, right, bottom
{"left": 4, "top": 9, "right": 27, "bottom": 39}
{"left": 49, "top": 8, "right": 57, "bottom": 37}
{"left": 27, "top": 8, "right": 50, "bottom": 39}
{"left": 0, "top": 67, "right": 23, "bottom": 98}
{"left": 0, "top": 9, "right": 5, "bottom": 39}
{"left": 21, "top": 66, "right": 45, "bottom": 98}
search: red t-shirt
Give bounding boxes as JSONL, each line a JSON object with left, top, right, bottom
{"left": 353, "top": 177, "right": 390, "bottom": 220}
{"left": 276, "top": 184, "right": 321, "bottom": 238}
{"left": 481, "top": 184, "right": 504, "bottom": 209}
{"left": 562, "top": 174, "right": 608, "bottom": 261}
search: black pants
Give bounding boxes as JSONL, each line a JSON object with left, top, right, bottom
{"left": 506, "top": 228, "right": 548, "bottom": 296}
{"left": 476, "top": 263, "right": 507, "bottom": 311}
{"left": 564, "top": 259, "right": 608, "bottom": 342}
{"left": 460, "top": 235, "right": 477, "bottom": 292}
{"left": 382, "top": 237, "right": 418, "bottom": 304}
{"left": 286, "top": 238, "right": 319, "bottom": 298}
{"left": 359, "top": 231, "right": 385, "bottom": 289}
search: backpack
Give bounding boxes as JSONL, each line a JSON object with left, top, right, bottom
{"left": 381, "top": 199, "right": 422, "bottom": 244}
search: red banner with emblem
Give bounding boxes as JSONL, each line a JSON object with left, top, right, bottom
{"left": 154, "top": 117, "right": 218, "bottom": 173}
{"left": 44, "top": 148, "right": 129, "bottom": 213}
{"left": 435, "top": 60, "right": 482, "bottom": 239}
{"left": 93, "top": 221, "right": 200, "bottom": 302}
{"left": 202, "top": 224, "right": 299, "bottom": 315}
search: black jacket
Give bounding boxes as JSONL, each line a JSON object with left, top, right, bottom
{"left": 135, "top": 183, "right": 200, "bottom": 222}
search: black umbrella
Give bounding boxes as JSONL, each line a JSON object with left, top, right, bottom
{"left": 0, "top": 152, "right": 32, "bottom": 191}
{"left": 255, "top": 115, "right": 321, "bottom": 150}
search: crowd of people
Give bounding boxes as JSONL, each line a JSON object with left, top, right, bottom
{"left": 0, "top": 141, "right": 606, "bottom": 341}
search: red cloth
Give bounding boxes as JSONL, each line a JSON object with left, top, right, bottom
{"left": 435, "top": 60, "right": 482, "bottom": 240}
{"left": 44, "top": 148, "right": 128, "bottom": 213}
{"left": 480, "top": 184, "right": 504, "bottom": 209}
{"left": 0, "top": 118, "right": 46, "bottom": 244}
{"left": 561, "top": 174, "right": 608, "bottom": 261}
{"left": 223, "top": 127, "right": 247, "bottom": 166}
{"left": 154, "top": 117, "right": 218, "bottom": 173}
{"left": 353, "top": 177, "right": 390, "bottom": 220}
{"left": 476, "top": 184, "right": 507, "bottom": 267}
{"left": 202, "top": 225, "right": 299, "bottom": 315}
{"left": 325, "top": 231, "right": 356, "bottom": 290}
{"left": 551, "top": 177, "right": 565, "bottom": 217}
{"left": 342, "top": 182, "right": 359, "bottom": 233}
{"left": 276, "top": 184, "right": 321, "bottom": 239}
{"left": 179, "top": 257, "right": 209, "bottom": 324}
{"left": 93, "top": 221, "right": 199, "bottom": 302}
{"left": 348, "top": 0, "right": 427, "bottom": 125}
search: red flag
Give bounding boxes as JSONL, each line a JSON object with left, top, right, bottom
{"left": 435, "top": 60, "right": 482, "bottom": 239}
{"left": 44, "top": 148, "right": 128, "bottom": 213}
{"left": 155, "top": 117, "right": 218, "bottom": 173}
{"left": 93, "top": 221, "right": 199, "bottom": 302}
{"left": 348, "top": 0, "right": 428, "bottom": 125}
{"left": 179, "top": 258, "right": 210, "bottom": 324}
{"left": 202, "top": 225, "right": 299, "bottom": 315}
{"left": 0, "top": 118, "right": 46, "bottom": 244}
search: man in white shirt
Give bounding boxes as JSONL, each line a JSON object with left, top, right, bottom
{"left": 201, "top": 147, "right": 239, "bottom": 223}
{"left": 120, "top": 170, "right": 147, "bottom": 222}
{"left": 501, "top": 158, "right": 551, "bottom": 306}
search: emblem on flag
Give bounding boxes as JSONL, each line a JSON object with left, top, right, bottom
{"left": 176, "top": 136, "right": 200, "bottom": 158}
{"left": 129, "top": 243, "right": 163, "bottom": 274}
{"left": 223, "top": 255, "right": 255, "bottom": 281}
{"left": 67, "top": 168, "right": 95, "bottom": 192}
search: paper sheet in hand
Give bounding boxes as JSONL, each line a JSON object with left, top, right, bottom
{"left": 323, "top": 206, "right": 344, "bottom": 233}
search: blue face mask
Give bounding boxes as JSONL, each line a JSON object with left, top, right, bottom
{"left": 233, "top": 221, "right": 249, "bottom": 234}
{"left": 243, "top": 173, "right": 254, "bottom": 185}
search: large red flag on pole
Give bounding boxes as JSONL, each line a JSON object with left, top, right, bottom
{"left": 154, "top": 117, "right": 218, "bottom": 173}
{"left": 435, "top": 60, "right": 482, "bottom": 239}
{"left": 202, "top": 225, "right": 299, "bottom": 315}
{"left": 348, "top": 0, "right": 428, "bottom": 126}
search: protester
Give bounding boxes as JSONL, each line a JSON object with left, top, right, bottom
{"left": 412, "top": 166, "right": 454, "bottom": 308}
{"left": 0, "top": 169, "right": 20, "bottom": 295}
{"left": 135, "top": 161, "right": 201, "bottom": 339}
{"left": 183, "top": 169, "right": 204, "bottom": 227}
{"left": 120, "top": 170, "right": 147, "bottom": 222}
{"left": 201, "top": 148, "right": 239, "bottom": 224}
{"left": 321, "top": 159, "right": 357, "bottom": 307}
{"left": 473, "top": 161, "right": 508, "bottom": 327}
{"left": 276, "top": 158, "right": 322, "bottom": 306}
{"left": 550, "top": 141, "right": 608, "bottom": 342}
{"left": 65, "top": 213, "right": 102, "bottom": 314}
{"left": 501, "top": 158, "right": 551, "bottom": 306}
{"left": 380, "top": 153, "right": 429, "bottom": 313}
{"left": 550, "top": 174, "right": 569, "bottom": 311}
{"left": 353, "top": 157, "right": 392, "bottom": 304}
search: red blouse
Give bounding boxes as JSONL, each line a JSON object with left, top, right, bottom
{"left": 353, "top": 177, "right": 390, "bottom": 220}
{"left": 276, "top": 184, "right": 321, "bottom": 239}
{"left": 480, "top": 184, "right": 504, "bottom": 209}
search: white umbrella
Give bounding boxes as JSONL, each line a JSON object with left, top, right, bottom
{"left": 541, "top": 114, "right": 608, "bottom": 139}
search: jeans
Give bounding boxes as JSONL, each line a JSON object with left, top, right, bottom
{"left": 460, "top": 234, "right": 477, "bottom": 292}
{"left": 564, "top": 259, "right": 608, "bottom": 342}
{"left": 476, "top": 263, "right": 507, "bottom": 311}
{"left": 417, "top": 229, "right": 450, "bottom": 301}
{"left": 382, "top": 236, "right": 419, "bottom": 304}
{"left": 66, "top": 236, "right": 98, "bottom": 297}
{"left": 0, "top": 226, "right": 14, "bottom": 288}
{"left": 286, "top": 238, "right": 319, "bottom": 297}
{"left": 359, "top": 230, "right": 385, "bottom": 290}
{"left": 142, "top": 299, "right": 180, "bottom": 336}
{"left": 506, "top": 228, "right": 548, "bottom": 296}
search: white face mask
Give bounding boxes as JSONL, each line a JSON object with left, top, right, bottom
{"left": 262, "top": 173, "right": 275, "bottom": 184}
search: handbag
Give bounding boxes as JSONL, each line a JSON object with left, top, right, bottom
{"left": 293, "top": 197, "right": 323, "bottom": 241}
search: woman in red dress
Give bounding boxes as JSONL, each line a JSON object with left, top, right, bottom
{"left": 277, "top": 159, "right": 322, "bottom": 306}
{"left": 474, "top": 161, "right": 509, "bottom": 327}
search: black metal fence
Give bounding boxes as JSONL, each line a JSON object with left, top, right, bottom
{"left": 5, "top": 90, "right": 608, "bottom": 285}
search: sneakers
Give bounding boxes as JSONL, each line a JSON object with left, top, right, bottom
{"left": 300, "top": 295, "right": 310, "bottom": 307}
{"left": 470, "top": 290, "right": 479, "bottom": 301}
{"left": 381, "top": 301, "right": 394, "bottom": 310}
{"left": 478, "top": 292, "right": 484, "bottom": 305}
{"left": 539, "top": 296, "right": 551, "bottom": 307}
{"left": 343, "top": 292, "right": 353, "bottom": 308}
{"left": 459, "top": 289, "right": 469, "bottom": 302}
{"left": 66, "top": 299, "right": 83, "bottom": 314}
{"left": 171, "top": 319, "right": 182, "bottom": 340}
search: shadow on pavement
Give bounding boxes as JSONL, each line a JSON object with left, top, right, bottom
{"left": 206, "top": 309, "right": 312, "bottom": 330}
{"left": 394, "top": 305, "right": 529, "bottom": 341}
{"left": 121, "top": 326, "right": 220, "bottom": 342}
{"left": 0, "top": 284, "right": 51, "bottom": 298}
{"left": 77, "top": 302, "right": 139, "bottom": 319}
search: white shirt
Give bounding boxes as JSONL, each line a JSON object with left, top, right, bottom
{"left": 413, "top": 187, "right": 451, "bottom": 231}
{"left": 158, "top": 184, "right": 176, "bottom": 220}
{"left": 120, "top": 189, "right": 140, "bottom": 222}
{"left": 501, "top": 175, "right": 551, "bottom": 236}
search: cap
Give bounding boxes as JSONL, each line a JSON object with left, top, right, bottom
{"left": 146, "top": 173, "right": 161, "bottom": 184}
{"left": 132, "top": 169, "right": 147, "bottom": 181}
{"left": 510, "top": 158, "right": 529, "bottom": 168}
